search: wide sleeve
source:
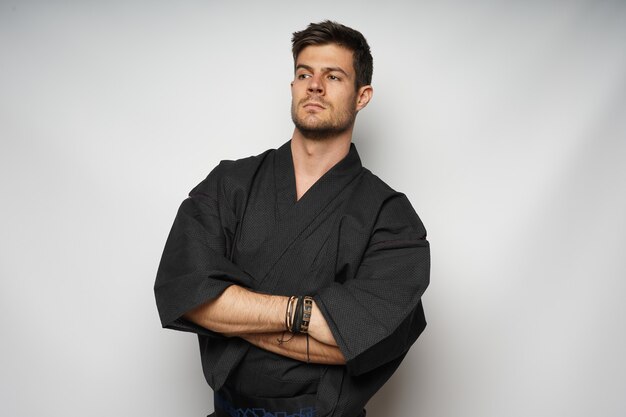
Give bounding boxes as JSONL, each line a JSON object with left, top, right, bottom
{"left": 154, "top": 163, "right": 256, "bottom": 335}
{"left": 313, "top": 194, "right": 430, "bottom": 376}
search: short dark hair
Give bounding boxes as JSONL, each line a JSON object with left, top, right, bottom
{"left": 292, "top": 20, "right": 373, "bottom": 90}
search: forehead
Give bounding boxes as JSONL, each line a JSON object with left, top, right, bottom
{"left": 295, "top": 44, "right": 354, "bottom": 75}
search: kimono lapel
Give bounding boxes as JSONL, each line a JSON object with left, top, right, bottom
{"left": 254, "top": 140, "right": 363, "bottom": 287}
{"left": 273, "top": 141, "right": 297, "bottom": 219}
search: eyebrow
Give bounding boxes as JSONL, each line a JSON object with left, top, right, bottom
{"left": 296, "top": 64, "right": 350, "bottom": 77}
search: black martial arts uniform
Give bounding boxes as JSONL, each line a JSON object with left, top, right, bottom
{"left": 155, "top": 140, "right": 430, "bottom": 417}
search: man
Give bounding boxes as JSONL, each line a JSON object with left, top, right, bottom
{"left": 155, "top": 20, "right": 430, "bottom": 417}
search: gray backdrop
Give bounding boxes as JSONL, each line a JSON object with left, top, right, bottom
{"left": 1, "top": 1, "right": 625, "bottom": 416}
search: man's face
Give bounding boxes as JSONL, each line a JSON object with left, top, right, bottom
{"left": 291, "top": 44, "right": 366, "bottom": 140}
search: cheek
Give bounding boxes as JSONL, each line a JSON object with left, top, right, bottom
{"left": 340, "top": 91, "right": 358, "bottom": 109}
{"left": 292, "top": 85, "right": 307, "bottom": 101}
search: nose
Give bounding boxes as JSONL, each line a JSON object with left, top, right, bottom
{"left": 307, "top": 74, "right": 324, "bottom": 94}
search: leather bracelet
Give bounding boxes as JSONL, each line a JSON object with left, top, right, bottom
{"left": 299, "top": 296, "right": 313, "bottom": 334}
{"left": 291, "top": 296, "right": 304, "bottom": 333}
{"left": 287, "top": 295, "right": 313, "bottom": 335}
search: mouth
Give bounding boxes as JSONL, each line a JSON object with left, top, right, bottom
{"left": 303, "top": 101, "right": 326, "bottom": 111}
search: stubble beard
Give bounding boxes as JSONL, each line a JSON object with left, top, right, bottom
{"left": 291, "top": 99, "right": 357, "bottom": 141}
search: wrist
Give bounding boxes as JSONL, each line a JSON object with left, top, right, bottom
{"left": 285, "top": 295, "right": 313, "bottom": 334}
{"left": 307, "top": 302, "right": 321, "bottom": 339}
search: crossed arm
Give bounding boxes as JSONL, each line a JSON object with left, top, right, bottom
{"left": 183, "top": 284, "right": 346, "bottom": 365}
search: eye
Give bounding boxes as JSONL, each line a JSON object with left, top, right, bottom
{"left": 297, "top": 73, "right": 311, "bottom": 80}
{"left": 328, "top": 75, "right": 340, "bottom": 81}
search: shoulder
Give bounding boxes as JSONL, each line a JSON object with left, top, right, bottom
{"left": 350, "top": 167, "right": 408, "bottom": 211}
{"left": 211, "top": 148, "right": 274, "bottom": 186}
{"left": 359, "top": 168, "right": 398, "bottom": 198}
{"left": 355, "top": 169, "right": 427, "bottom": 238}
{"left": 190, "top": 148, "right": 274, "bottom": 198}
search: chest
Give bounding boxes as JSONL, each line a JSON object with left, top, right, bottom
{"left": 230, "top": 173, "right": 374, "bottom": 295}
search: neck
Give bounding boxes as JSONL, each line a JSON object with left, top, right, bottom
{"left": 290, "top": 130, "right": 352, "bottom": 200}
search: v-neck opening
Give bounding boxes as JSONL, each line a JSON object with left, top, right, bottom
{"left": 240, "top": 139, "right": 364, "bottom": 287}
{"left": 275, "top": 140, "right": 362, "bottom": 207}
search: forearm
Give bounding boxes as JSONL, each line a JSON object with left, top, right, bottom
{"left": 241, "top": 332, "right": 346, "bottom": 365}
{"left": 183, "top": 285, "right": 287, "bottom": 335}
{"left": 183, "top": 285, "right": 340, "bottom": 349}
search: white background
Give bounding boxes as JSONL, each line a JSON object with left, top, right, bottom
{"left": 1, "top": 1, "right": 625, "bottom": 416}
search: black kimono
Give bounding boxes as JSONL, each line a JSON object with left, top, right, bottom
{"left": 155, "top": 140, "right": 430, "bottom": 417}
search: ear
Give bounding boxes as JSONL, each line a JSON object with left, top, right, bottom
{"left": 355, "top": 85, "right": 373, "bottom": 111}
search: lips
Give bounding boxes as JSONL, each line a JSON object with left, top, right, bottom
{"left": 303, "top": 101, "right": 326, "bottom": 110}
